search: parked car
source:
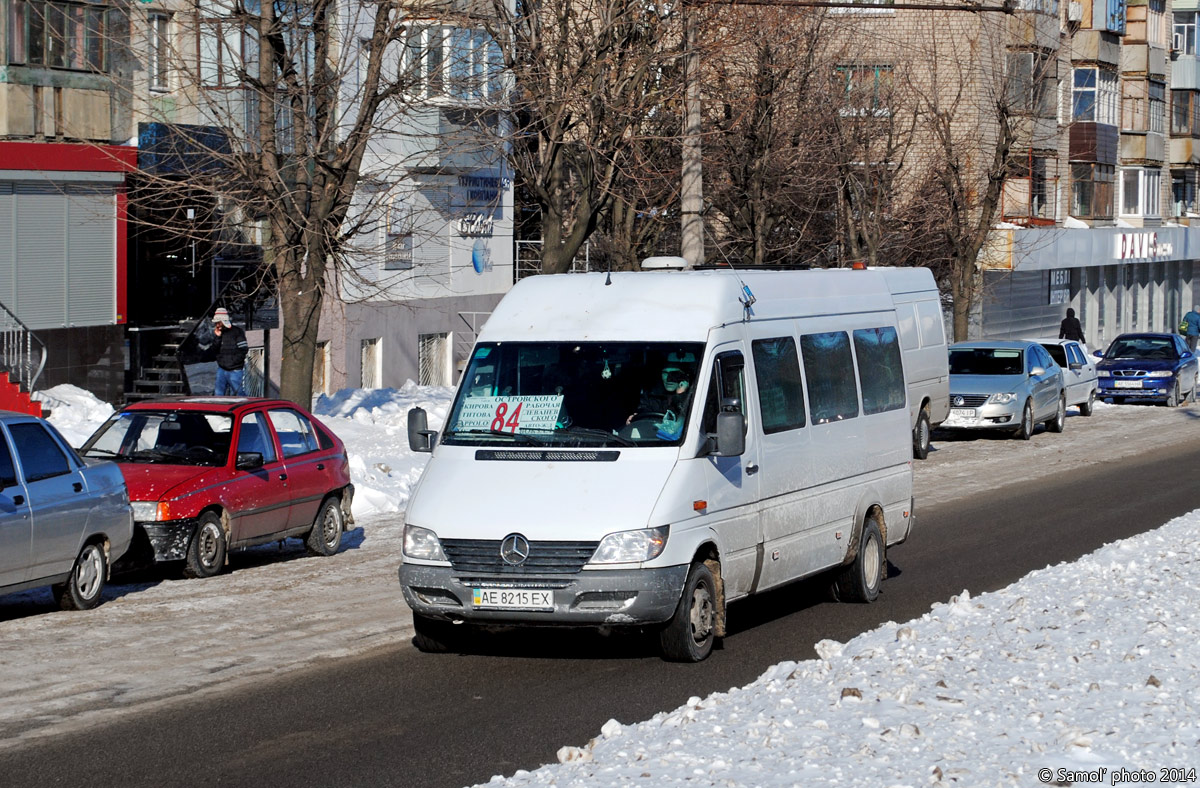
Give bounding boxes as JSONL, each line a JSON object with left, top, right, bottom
{"left": 78, "top": 398, "right": 354, "bottom": 579}
{"left": 942, "top": 340, "right": 1066, "bottom": 440}
{"left": 1094, "top": 333, "right": 1199, "bottom": 407}
{"left": 1036, "top": 338, "right": 1098, "bottom": 416}
{"left": 0, "top": 412, "right": 133, "bottom": 609}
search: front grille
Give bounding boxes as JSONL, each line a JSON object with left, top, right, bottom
{"left": 950, "top": 394, "right": 989, "bottom": 407}
{"left": 442, "top": 539, "right": 599, "bottom": 574}
{"left": 1113, "top": 370, "right": 1148, "bottom": 377}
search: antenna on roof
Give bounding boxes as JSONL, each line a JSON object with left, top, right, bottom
{"left": 706, "top": 230, "right": 756, "bottom": 320}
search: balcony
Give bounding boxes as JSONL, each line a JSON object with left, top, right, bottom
{"left": 1173, "top": 55, "right": 1200, "bottom": 90}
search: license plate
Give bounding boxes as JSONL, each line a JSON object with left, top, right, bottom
{"left": 1114, "top": 380, "right": 1142, "bottom": 389}
{"left": 950, "top": 408, "right": 976, "bottom": 418}
{"left": 472, "top": 588, "right": 553, "bottom": 610}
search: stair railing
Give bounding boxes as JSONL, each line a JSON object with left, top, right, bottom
{"left": 0, "top": 299, "right": 46, "bottom": 394}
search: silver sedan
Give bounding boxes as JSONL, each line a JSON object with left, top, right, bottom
{"left": 942, "top": 340, "right": 1067, "bottom": 440}
{"left": 0, "top": 413, "right": 133, "bottom": 610}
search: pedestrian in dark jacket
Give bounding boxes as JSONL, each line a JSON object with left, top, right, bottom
{"left": 1183, "top": 305, "right": 1200, "bottom": 351}
{"left": 211, "top": 307, "right": 249, "bottom": 396}
{"left": 1059, "top": 307, "right": 1085, "bottom": 343}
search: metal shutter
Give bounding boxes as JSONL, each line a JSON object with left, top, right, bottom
{"left": 0, "top": 184, "right": 13, "bottom": 308}
{"left": 13, "top": 184, "right": 66, "bottom": 329}
{"left": 65, "top": 186, "right": 115, "bottom": 326}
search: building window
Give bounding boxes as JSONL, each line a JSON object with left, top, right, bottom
{"left": 1123, "top": 80, "right": 1166, "bottom": 133}
{"left": 361, "top": 337, "right": 381, "bottom": 388}
{"left": 1006, "top": 51, "right": 1055, "bottom": 115}
{"left": 1005, "top": 155, "right": 1053, "bottom": 220}
{"left": 198, "top": 18, "right": 257, "bottom": 87}
{"left": 1174, "top": 11, "right": 1197, "bottom": 53}
{"left": 418, "top": 333, "right": 451, "bottom": 386}
{"left": 148, "top": 13, "right": 170, "bottom": 91}
{"left": 1071, "top": 163, "right": 1115, "bottom": 219}
{"left": 405, "top": 25, "right": 502, "bottom": 102}
{"left": 1171, "top": 90, "right": 1200, "bottom": 136}
{"left": 1172, "top": 170, "right": 1197, "bottom": 216}
{"left": 1120, "top": 167, "right": 1162, "bottom": 217}
{"left": 1073, "top": 67, "right": 1119, "bottom": 125}
{"left": 1148, "top": 0, "right": 1166, "bottom": 44}
{"left": 383, "top": 195, "right": 413, "bottom": 270}
{"left": 835, "top": 64, "right": 893, "bottom": 115}
{"left": 7, "top": 0, "right": 107, "bottom": 71}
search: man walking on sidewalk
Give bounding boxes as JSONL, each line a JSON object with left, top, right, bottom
{"left": 211, "top": 307, "right": 249, "bottom": 396}
{"left": 1183, "top": 305, "right": 1200, "bottom": 352}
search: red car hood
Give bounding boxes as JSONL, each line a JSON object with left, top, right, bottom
{"left": 118, "top": 463, "right": 219, "bottom": 502}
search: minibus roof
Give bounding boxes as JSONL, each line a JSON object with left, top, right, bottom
{"left": 479, "top": 269, "right": 908, "bottom": 343}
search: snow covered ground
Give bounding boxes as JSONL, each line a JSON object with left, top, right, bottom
{"left": 2, "top": 384, "right": 1200, "bottom": 787}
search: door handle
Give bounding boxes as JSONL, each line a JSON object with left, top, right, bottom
{"left": 73, "top": 482, "right": 83, "bottom": 493}
{"left": 745, "top": 463, "right": 759, "bottom": 475}
{"left": 278, "top": 473, "right": 288, "bottom": 481}
{"left": 316, "top": 463, "right": 325, "bottom": 471}
{"left": 12, "top": 495, "right": 23, "bottom": 505}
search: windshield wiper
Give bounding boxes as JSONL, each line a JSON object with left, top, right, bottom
{"left": 557, "top": 425, "right": 635, "bottom": 447}
{"left": 450, "top": 429, "right": 547, "bottom": 445}
{"left": 80, "top": 447, "right": 121, "bottom": 458}
{"left": 130, "top": 448, "right": 185, "bottom": 463}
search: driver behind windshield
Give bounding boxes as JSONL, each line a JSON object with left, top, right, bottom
{"left": 627, "top": 356, "right": 697, "bottom": 439}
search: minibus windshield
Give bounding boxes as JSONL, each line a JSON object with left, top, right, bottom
{"left": 442, "top": 342, "right": 705, "bottom": 448}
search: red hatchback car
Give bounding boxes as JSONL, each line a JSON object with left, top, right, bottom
{"left": 79, "top": 397, "right": 354, "bottom": 578}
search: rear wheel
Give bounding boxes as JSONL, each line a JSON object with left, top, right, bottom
{"left": 1079, "top": 389, "right": 1095, "bottom": 416}
{"left": 1047, "top": 394, "right": 1065, "bottom": 433}
{"left": 305, "top": 497, "right": 344, "bottom": 557}
{"left": 912, "top": 407, "right": 931, "bottom": 460}
{"left": 52, "top": 542, "right": 107, "bottom": 611}
{"left": 834, "top": 519, "right": 884, "bottom": 603}
{"left": 1013, "top": 400, "right": 1034, "bottom": 440}
{"left": 659, "top": 561, "right": 717, "bottom": 662}
{"left": 184, "top": 512, "right": 226, "bottom": 579}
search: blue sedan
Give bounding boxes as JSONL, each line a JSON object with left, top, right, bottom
{"left": 0, "top": 412, "right": 133, "bottom": 610}
{"left": 1094, "top": 333, "right": 1199, "bottom": 407}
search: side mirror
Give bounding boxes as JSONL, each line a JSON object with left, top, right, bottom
{"left": 1093, "top": 350, "right": 1104, "bottom": 359}
{"left": 1183, "top": 351, "right": 1195, "bottom": 360}
{"left": 711, "top": 411, "right": 746, "bottom": 457}
{"left": 1030, "top": 366, "right": 1046, "bottom": 377}
{"left": 408, "top": 407, "right": 438, "bottom": 453}
{"left": 236, "top": 451, "right": 264, "bottom": 470}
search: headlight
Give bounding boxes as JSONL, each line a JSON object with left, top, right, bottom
{"left": 589, "top": 526, "right": 669, "bottom": 565}
{"left": 988, "top": 392, "right": 1017, "bottom": 404}
{"left": 131, "top": 501, "right": 168, "bottom": 521}
{"left": 1147, "top": 370, "right": 1173, "bottom": 378}
{"left": 403, "top": 525, "right": 448, "bottom": 561}
{"left": 1097, "top": 370, "right": 1111, "bottom": 377}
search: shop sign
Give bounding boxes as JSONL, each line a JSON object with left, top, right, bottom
{"left": 1114, "top": 232, "right": 1174, "bottom": 261}
{"left": 1048, "top": 269, "right": 1070, "bottom": 305}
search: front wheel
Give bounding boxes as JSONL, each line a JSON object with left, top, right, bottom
{"left": 53, "top": 542, "right": 107, "bottom": 611}
{"left": 305, "top": 497, "right": 344, "bottom": 557}
{"left": 834, "top": 520, "right": 884, "bottom": 603}
{"left": 412, "top": 614, "right": 462, "bottom": 654}
{"left": 1047, "top": 394, "right": 1065, "bottom": 433}
{"left": 184, "top": 512, "right": 227, "bottom": 579}
{"left": 1167, "top": 381, "right": 1181, "bottom": 408}
{"left": 659, "top": 561, "right": 718, "bottom": 662}
{"left": 1013, "top": 400, "right": 1034, "bottom": 440}
{"left": 1079, "top": 389, "right": 1095, "bottom": 416}
{"left": 912, "top": 407, "right": 931, "bottom": 460}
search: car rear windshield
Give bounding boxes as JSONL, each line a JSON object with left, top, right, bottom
{"left": 80, "top": 411, "right": 233, "bottom": 466}
{"left": 949, "top": 348, "right": 1024, "bottom": 376}
{"left": 1105, "top": 337, "right": 1178, "bottom": 360}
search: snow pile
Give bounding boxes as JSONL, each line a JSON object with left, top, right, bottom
{"left": 479, "top": 514, "right": 1200, "bottom": 788}
{"left": 34, "top": 384, "right": 114, "bottom": 447}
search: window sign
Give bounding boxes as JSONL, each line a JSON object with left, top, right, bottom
{"left": 455, "top": 395, "right": 565, "bottom": 433}
{"left": 1049, "top": 269, "right": 1070, "bottom": 306}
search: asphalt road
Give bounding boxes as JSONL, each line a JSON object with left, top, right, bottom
{"left": 4, "top": 440, "right": 1199, "bottom": 788}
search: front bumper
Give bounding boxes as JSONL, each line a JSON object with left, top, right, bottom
{"left": 138, "top": 518, "right": 200, "bottom": 562}
{"left": 1098, "top": 379, "right": 1173, "bottom": 400}
{"left": 399, "top": 563, "right": 689, "bottom": 626}
{"left": 939, "top": 400, "right": 1023, "bottom": 430}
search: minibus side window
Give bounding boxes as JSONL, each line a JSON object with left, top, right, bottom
{"left": 751, "top": 337, "right": 806, "bottom": 434}
{"left": 800, "top": 332, "right": 859, "bottom": 424}
{"left": 853, "top": 326, "right": 906, "bottom": 415}
{"left": 701, "top": 352, "right": 746, "bottom": 434}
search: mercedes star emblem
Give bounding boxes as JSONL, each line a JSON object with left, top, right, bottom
{"left": 500, "top": 533, "right": 530, "bottom": 566}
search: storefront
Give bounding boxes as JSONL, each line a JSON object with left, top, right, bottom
{"left": 980, "top": 226, "right": 1199, "bottom": 349}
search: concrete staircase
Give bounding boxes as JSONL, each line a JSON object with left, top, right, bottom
{"left": 0, "top": 299, "right": 48, "bottom": 417}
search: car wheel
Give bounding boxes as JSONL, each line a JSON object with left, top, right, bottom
{"left": 912, "top": 407, "right": 931, "bottom": 460}
{"left": 1079, "top": 389, "right": 1095, "bottom": 417}
{"left": 305, "top": 496, "right": 344, "bottom": 557}
{"left": 1167, "top": 380, "right": 1181, "bottom": 408}
{"left": 184, "top": 512, "right": 227, "bottom": 579}
{"left": 52, "top": 541, "right": 107, "bottom": 611}
{"left": 834, "top": 518, "right": 884, "bottom": 603}
{"left": 412, "top": 614, "right": 462, "bottom": 654}
{"left": 1047, "top": 394, "right": 1065, "bottom": 433}
{"left": 1013, "top": 400, "right": 1034, "bottom": 440}
{"left": 659, "top": 561, "right": 718, "bottom": 662}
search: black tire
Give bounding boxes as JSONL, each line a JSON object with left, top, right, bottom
{"left": 1047, "top": 394, "right": 1065, "bottom": 433}
{"left": 412, "top": 614, "right": 461, "bottom": 654}
{"left": 52, "top": 541, "right": 107, "bottom": 611}
{"left": 1013, "top": 400, "right": 1034, "bottom": 440}
{"left": 305, "top": 496, "right": 344, "bottom": 557}
{"left": 912, "top": 407, "right": 931, "bottom": 460}
{"left": 1167, "top": 381, "right": 1181, "bottom": 408}
{"left": 1079, "top": 389, "right": 1095, "bottom": 417}
{"left": 184, "top": 512, "right": 227, "bottom": 579}
{"left": 659, "top": 561, "right": 718, "bottom": 662}
{"left": 834, "top": 519, "right": 884, "bottom": 603}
